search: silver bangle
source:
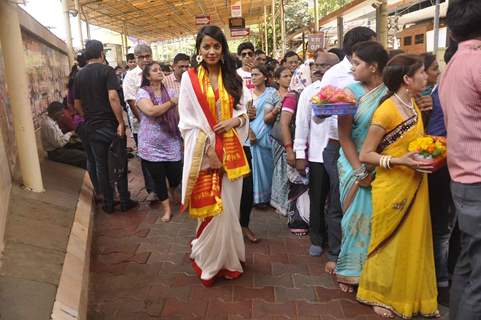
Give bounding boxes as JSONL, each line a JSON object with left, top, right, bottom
{"left": 354, "top": 164, "right": 368, "bottom": 180}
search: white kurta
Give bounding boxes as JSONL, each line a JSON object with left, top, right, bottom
{"left": 178, "top": 70, "right": 250, "bottom": 283}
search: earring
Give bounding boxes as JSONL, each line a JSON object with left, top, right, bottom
{"left": 196, "top": 54, "right": 203, "bottom": 64}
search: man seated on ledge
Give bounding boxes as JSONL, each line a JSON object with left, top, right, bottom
{"left": 40, "top": 101, "right": 87, "bottom": 169}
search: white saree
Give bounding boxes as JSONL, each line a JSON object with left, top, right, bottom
{"left": 178, "top": 70, "right": 250, "bottom": 285}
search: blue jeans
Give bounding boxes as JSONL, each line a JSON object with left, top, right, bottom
{"left": 428, "top": 166, "right": 456, "bottom": 287}
{"left": 449, "top": 181, "right": 481, "bottom": 320}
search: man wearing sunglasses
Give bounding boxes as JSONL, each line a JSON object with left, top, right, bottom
{"left": 236, "top": 42, "right": 256, "bottom": 94}
{"left": 236, "top": 42, "right": 258, "bottom": 244}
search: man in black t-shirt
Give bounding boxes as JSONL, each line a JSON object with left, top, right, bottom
{"left": 74, "top": 39, "right": 137, "bottom": 213}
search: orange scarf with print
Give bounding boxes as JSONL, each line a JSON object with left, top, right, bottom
{"left": 186, "top": 66, "right": 250, "bottom": 218}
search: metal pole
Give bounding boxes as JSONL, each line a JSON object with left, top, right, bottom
{"left": 314, "top": 0, "right": 319, "bottom": 32}
{"left": 122, "top": 22, "right": 128, "bottom": 57}
{"left": 433, "top": 0, "right": 441, "bottom": 54}
{"left": 84, "top": 17, "right": 91, "bottom": 40}
{"left": 61, "top": 0, "right": 75, "bottom": 66}
{"left": 80, "top": 4, "right": 91, "bottom": 40}
{"left": 74, "top": 0, "right": 84, "bottom": 48}
{"left": 280, "top": 0, "right": 286, "bottom": 56}
{"left": 0, "top": 0, "right": 44, "bottom": 192}
{"left": 271, "top": 0, "right": 277, "bottom": 58}
{"left": 337, "top": 16, "right": 344, "bottom": 48}
{"left": 264, "top": 5, "right": 269, "bottom": 56}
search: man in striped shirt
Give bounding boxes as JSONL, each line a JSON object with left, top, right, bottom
{"left": 163, "top": 53, "right": 190, "bottom": 97}
{"left": 439, "top": 1, "right": 481, "bottom": 319}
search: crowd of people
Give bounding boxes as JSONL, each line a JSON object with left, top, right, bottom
{"left": 38, "top": 0, "right": 481, "bottom": 319}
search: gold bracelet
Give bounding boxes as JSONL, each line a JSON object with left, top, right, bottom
{"left": 238, "top": 115, "right": 247, "bottom": 128}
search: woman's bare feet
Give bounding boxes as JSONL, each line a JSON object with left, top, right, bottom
{"left": 324, "top": 261, "right": 336, "bottom": 275}
{"left": 160, "top": 213, "right": 172, "bottom": 222}
{"left": 160, "top": 199, "right": 172, "bottom": 222}
{"left": 373, "top": 306, "right": 394, "bottom": 318}
{"left": 338, "top": 282, "right": 354, "bottom": 293}
{"left": 242, "top": 227, "right": 259, "bottom": 243}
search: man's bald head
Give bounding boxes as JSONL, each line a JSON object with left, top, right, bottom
{"left": 311, "top": 51, "right": 339, "bottom": 82}
{"left": 327, "top": 52, "right": 340, "bottom": 65}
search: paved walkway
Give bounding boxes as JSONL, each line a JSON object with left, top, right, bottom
{"left": 88, "top": 157, "right": 448, "bottom": 320}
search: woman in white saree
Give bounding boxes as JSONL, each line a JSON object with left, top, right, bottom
{"left": 178, "top": 26, "right": 251, "bottom": 287}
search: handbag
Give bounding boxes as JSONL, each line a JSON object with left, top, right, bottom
{"left": 270, "top": 114, "right": 284, "bottom": 144}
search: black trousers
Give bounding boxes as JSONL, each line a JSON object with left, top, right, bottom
{"left": 428, "top": 165, "right": 456, "bottom": 286}
{"left": 141, "top": 159, "right": 182, "bottom": 202}
{"left": 240, "top": 146, "right": 253, "bottom": 228}
{"left": 87, "top": 123, "right": 129, "bottom": 206}
{"left": 308, "top": 161, "right": 330, "bottom": 248}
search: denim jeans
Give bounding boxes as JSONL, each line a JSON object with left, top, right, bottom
{"left": 449, "top": 181, "right": 481, "bottom": 320}
{"left": 428, "top": 166, "right": 456, "bottom": 287}
{"left": 76, "top": 122, "right": 99, "bottom": 193}
{"left": 322, "top": 141, "right": 342, "bottom": 262}
{"left": 87, "top": 124, "right": 129, "bottom": 206}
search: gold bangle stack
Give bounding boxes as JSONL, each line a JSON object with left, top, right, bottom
{"left": 238, "top": 114, "right": 248, "bottom": 128}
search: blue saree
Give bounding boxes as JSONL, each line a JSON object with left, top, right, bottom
{"left": 250, "top": 87, "right": 276, "bottom": 204}
{"left": 335, "top": 83, "right": 388, "bottom": 285}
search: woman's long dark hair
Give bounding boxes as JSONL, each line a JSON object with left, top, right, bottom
{"left": 380, "top": 54, "right": 424, "bottom": 104}
{"left": 140, "top": 61, "right": 179, "bottom": 136}
{"left": 352, "top": 41, "right": 389, "bottom": 75}
{"left": 195, "top": 25, "right": 243, "bottom": 108}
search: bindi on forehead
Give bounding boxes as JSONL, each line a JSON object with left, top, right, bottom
{"left": 201, "top": 36, "right": 221, "bottom": 46}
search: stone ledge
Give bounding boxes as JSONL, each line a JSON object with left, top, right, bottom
{"left": 51, "top": 174, "right": 94, "bottom": 320}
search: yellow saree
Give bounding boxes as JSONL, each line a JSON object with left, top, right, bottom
{"left": 356, "top": 98, "right": 438, "bottom": 318}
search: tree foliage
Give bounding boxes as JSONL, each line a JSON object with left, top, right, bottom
{"left": 255, "top": 0, "right": 349, "bottom": 56}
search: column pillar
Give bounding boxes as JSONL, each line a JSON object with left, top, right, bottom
{"left": 314, "top": 0, "right": 319, "bottom": 32}
{"left": 280, "top": 0, "right": 286, "bottom": 56}
{"left": 61, "top": 0, "right": 75, "bottom": 66}
{"left": 271, "top": 0, "right": 276, "bottom": 58}
{"left": 376, "top": 0, "right": 388, "bottom": 48}
{"left": 74, "top": 0, "right": 84, "bottom": 48}
{"left": 0, "top": 0, "right": 44, "bottom": 192}
{"left": 433, "top": 0, "right": 441, "bottom": 53}
{"left": 263, "top": 6, "right": 268, "bottom": 56}
{"left": 337, "top": 16, "right": 344, "bottom": 48}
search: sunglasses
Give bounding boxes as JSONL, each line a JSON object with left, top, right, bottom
{"left": 136, "top": 54, "right": 151, "bottom": 60}
{"left": 241, "top": 52, "right": 254, "bottom": 58}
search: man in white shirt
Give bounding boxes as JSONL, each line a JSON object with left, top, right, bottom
{"left": 294, "top": 51, "right": 339, "bottom": 263}
{"left": 236, "top": 41, "right": 259, "bottom": 243}
{"left": 122, "top": 44, "right": 157, "bottom": 200}
{"left": 236, "top": 42, "right": 256, "bottom": 95}
{"left": 295, "top": 26, "right": 377, "bottom": 273}
{"left": 41, "top": 102, "right": 87, "bottom": 169}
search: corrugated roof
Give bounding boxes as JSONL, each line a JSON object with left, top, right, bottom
{"left": 72, "top": 0, "right": 269, "bottom": 41}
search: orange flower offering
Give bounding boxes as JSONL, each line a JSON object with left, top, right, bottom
{"left": 311, "top": 85, "right": 357, "bottom": 105}
{"left": 408, "top": 136, "right": 447, "bottom": 172}
{"left": 311, "top": 86, "right": 357, "bottom": 116}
